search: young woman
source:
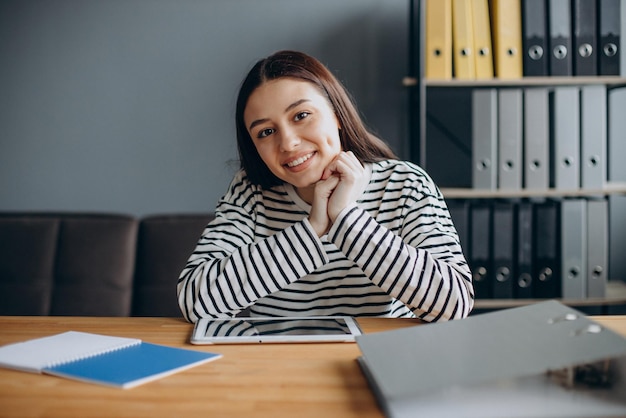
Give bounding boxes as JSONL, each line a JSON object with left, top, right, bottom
{"left": 177, "top": 50, "right": 473, "bottom": 322}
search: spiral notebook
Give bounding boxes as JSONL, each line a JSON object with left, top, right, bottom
{"left": 0, "top": 331, "right": 221, "bottom": 389}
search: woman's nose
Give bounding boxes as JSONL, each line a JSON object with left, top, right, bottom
{"left": 279, "top": 128, "right": 300, "bottom": 151}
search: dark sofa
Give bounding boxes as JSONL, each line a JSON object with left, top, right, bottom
{"left": 0, "top": 212, "right": 213, "bottom": 317}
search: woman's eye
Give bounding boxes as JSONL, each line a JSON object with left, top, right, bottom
{"left": 294, "top": 111, "right": 310, "bottom": 121}
{"left": 257, "top": 128, "right": 274, "bottom": 139}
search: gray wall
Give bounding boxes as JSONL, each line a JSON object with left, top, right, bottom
{"left": 0, "top": 0, "right": 409, "bottom": 216}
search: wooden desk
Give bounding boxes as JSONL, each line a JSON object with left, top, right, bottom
{"left": 0, "top": 315, "right": 625, "bottom": 418}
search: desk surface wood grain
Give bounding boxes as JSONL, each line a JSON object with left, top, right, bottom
{"left": 0, "top": 315, "right": 624, "bottom": 418}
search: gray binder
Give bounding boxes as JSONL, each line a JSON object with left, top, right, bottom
{"left": 623, "top": 0, "right": 626, "bottom": 77}
{"left": 472, "top": 89, "right": 498, "bottom": 190}
{"left": 497, "top": 89, "right": 523, "bottom": 190}
{"left": 587, "top": 199, "right": 608, "bottom": 298}
{"left": 523, "top": 88, "right": 550, "bottom": 190}
{"left": 581, "top": 85, "right": 607, "bottom": 189}
{"left": 609, "top": 87, "right": 626, "bottom": 282}
{"left": 551, "top": 87, "right": 580, "bottom": 190}
{"left": 561, "top": 199, "right": 587, "bottom": 299}
{"left": 357, "top": 300, "right": 626, "bottom": 418}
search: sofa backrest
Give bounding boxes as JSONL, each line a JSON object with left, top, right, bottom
{"left": 133, "top": 214, "right": 213, "bottom": 317}
{"left": 0, "top": 213, "right": 138, "bottom": 316}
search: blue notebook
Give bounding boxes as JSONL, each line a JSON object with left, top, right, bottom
{"left": 0, "top": 331, "right": 221, "bottom": 389}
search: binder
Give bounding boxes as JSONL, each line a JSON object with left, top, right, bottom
{"left": 425, "top": 0, "right": 453, "bottom": 80}
{"left": 490, "top": 0, "right": 524, "bottom": 78}
{"left": 586, "top": 199, "right": 608, "bottom": 298}
{"left": 452, "top": 0, "right": 476, "bottom": 79}
{"left": 608, "top": 87, "right": 626, "bottom": 284}
{"left": 515, "top": 202, "right": 534, "bottom": 298}
{"left": 523, "top": 88, "right": 550, "bottom": 190}
{"left": 550, "top": 87, "right": 580, "bottom": 190}
{"left": 623, "top": 0, "right": 626, "bottom": 76}
{"left": 533, "top": 200, "right": 560, "bottom": 298}
{"left": 522, "top": 0, "right": 549, "bottom": 76}
{"left": 471, "top": 0, "right": 494, "bottom": 79}
{"left": 598, "top": 0, "right": 621, "bottom": 75}
{"left": 472, "top": 89, "right": 498, "bottom": 189}
{"left": 470, "top": 202, "right": 492, "bottom": 299}
{"left": 561, "top": 199, "right": 587, "bottom": 300}
{"left": 572, "top": 0, "right": 598, "bottom": 75}
{"left": 446, "top": 199, "right": 470, "bottom": 258}
{"left": 497, "top": 89, "right": 523, "bottom": 190}
{"left": 548, "top": 0, "right": 573, "bottom": 76}
{"left": 580, "top": 85, "right": 607, "bottom": 189}
{"left": 492, "top": 201, "right": 515, "bottom": 299}
{"left": 356, "top": 301, "right": 626, "bottom": 418}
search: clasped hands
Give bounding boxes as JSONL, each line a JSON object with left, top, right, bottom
{"left": 309, "top": 151, "right": 366, "bottom": 237}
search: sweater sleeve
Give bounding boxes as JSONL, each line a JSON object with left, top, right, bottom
{"left": 177, "top": 179, "right": 328, "bottom": 322}
{"left": 326, "top": 181, "right": 474, "bottom": 322}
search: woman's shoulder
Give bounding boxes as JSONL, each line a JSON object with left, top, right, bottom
{"left": 370, "top": 159, "right": 441, "bottom": 197}
{"left": 371, "top": 159, "right": 431, "bottom": 180}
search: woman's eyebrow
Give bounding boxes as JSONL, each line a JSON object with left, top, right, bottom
{"left": 285, "top": 98, "right": 310, "bottom": 112}
{"left": 248, "top": 99, "right": 311, "bottom": 131}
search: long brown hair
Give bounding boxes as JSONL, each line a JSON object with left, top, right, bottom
{"left": 235, "top": 50, "right": 397, "bottom": 189}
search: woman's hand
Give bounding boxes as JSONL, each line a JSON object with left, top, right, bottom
{"left": 309, "top": 174, "right": 339, "bottom": 237}
{"left": 322, "top": 151, "right": 366, "bottom": 222}
{"left": 309, "top": 151, "right": 366, "bottom": 236}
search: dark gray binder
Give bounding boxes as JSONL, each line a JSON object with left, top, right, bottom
{"left": 599, "top": 0, "right": 621, "bottom": 75}
{"left": 561, "top": 199, "right": 587, "bottom": 299}
{"left": 446, "top": 199, "right": 470, "bottom": 259}
{"left": 572, "top": 0, "right": 598, "bottom": 75}
{"left": 470, "top": 202, "right": 492, "bottom": 299}
{"left": 497, "top": 89, "right": 523, "bottom": 190}
{"left": 551, "top": 87, "right": 580, "bottom": 190}
{"left": 523, "top": 88, "right": 550, "bottom": 190}
{"left": 492, "top": 201, "right": 514, "bottom": 299}
{"left": 472, "top": 89, "right": 498, "bottom": 190}
{"left": 522, "top": 0, "right": 549, "bottom": 76}
{"left": 587, "top": 199, "right": 608, "bottom": 298}
{"left": 357, "top": 300, "right": 626, "bottom": 418}
{"left": 533, "top": 200, "right": 561, "bottom": 298}
{"left": 581, "top": 85, "right": 607, "bottom": 189}
{"left": 548, "top": 0, "right": 573, "bottom": 75}
{"left": 515, "top": 202, "right": 534, "bottom": 298}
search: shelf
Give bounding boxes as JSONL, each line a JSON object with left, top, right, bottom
{"left": 403, "top": 76, "right": 626, "bottom": 88}
{"left": 474, "top": 281, "right": 626, "bottom": 310}
{"left": 440, "top": 183, "right": 626, "bottom": 199}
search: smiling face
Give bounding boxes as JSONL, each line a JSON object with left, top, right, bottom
{"left": 243, "top": 78, "right": 342, "bottom": 200}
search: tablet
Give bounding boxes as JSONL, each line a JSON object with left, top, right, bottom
{"left": 190, "top": 316, "right": 362, "bottom": 344}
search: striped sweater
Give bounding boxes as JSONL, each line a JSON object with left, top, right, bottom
{"left": 177, "top": 159, "right": 474, "bottom": 322}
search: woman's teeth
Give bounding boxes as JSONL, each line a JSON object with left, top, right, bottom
{"left": 287, "top": 153, "right": 313, "bottom": 168}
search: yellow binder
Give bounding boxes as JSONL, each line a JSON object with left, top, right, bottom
{"left": 452, "top": 0, "right": 476, "bottom": 79}
{"left": 471, "top": 0, "right": 494, "bottom": 79}
{"left": 490, "top": 0, "right": 523, "bottom": 79}
{"left": 425, "top": 0, "right": 452, "bottom": 80}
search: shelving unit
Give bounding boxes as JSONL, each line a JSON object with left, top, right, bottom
{"left": 440, "top": 183, "right": 626, "bottom": 199}
{"left": 407, "top": 0, "right": 626, "bottom": 311}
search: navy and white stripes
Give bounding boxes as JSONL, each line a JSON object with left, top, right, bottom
{"left": 177, "top": 160, "right": 473, "bottom": 322}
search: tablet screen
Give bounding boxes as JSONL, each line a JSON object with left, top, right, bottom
{"left": 190, "top": 316, "right": 361, "bottom": 344}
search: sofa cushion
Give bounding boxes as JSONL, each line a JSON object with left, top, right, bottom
{"left": 133, "top": 214, "right": 213, "bottom": 317}
{"left": 50, "top": 214, "right": 138, "bottom": 316}
{"left": 0, "top": 217, "right": 59, "bottom": 315}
